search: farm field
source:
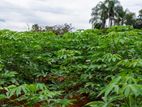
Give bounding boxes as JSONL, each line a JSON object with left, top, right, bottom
{"left": 0, "top": 26, "right": 142, "bottom": 107}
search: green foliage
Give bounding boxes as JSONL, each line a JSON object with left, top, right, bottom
{"left": 0, "top": 69, "right": 70, "bottom": 106}
{"left": 31, "top": 23, "right": 73, "bottom": 35}
{"left": 90, "top": 0, "right": 135, "bottom": 28}
{"left": 87, "top": 73, "right": 142, "bottom": 107}
{"left": 90, "top": 0, "right": 142, "bottom": 29}
{"left": 1, "top": 26, "right": 142, "bottom": 106}
{"left": 107, "top": 25, "right": 133, "bottom": 32}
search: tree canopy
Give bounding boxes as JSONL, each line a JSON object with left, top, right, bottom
{"left": 90, "top": 0, "right": 142, "bottom": 29}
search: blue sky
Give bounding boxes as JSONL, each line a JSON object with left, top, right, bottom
{"left": 0, "top": 0, "right": 142, "bottom": 31}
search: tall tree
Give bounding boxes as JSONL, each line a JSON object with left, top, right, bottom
{"left": 114, "top": 6, "right": 128, "bottom": 25}
{"left": 90, "top": 0, "right": 137, "bottom": 28}
{"left": 133, "top": 9, "right": 142, "bottom": 29}
{"left": 124, "top": 11, "right": 136, "bottom": 25}
{"left": 104, "top": 0, "right": 121, "bottom": 26}
{"left": 90, "top": 1, "right": 108, "bottom": 28}
{"left": 138, "top": 9, "right": 142, "bottom": 19}
{"left": 90, "top": 0, "right": 125, "bottom": 28}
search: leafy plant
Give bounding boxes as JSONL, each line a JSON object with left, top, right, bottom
{"left": 87, "top": 73, "right": 142, "bottom": 107}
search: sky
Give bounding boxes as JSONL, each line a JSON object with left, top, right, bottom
{"left": 0, "top": 0, "right": 142, "bottom": 31}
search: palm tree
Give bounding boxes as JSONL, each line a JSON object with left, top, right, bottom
{"left": 133, "top": 9, "right": 142, "bottom": 29}
{"left": 138, "top": 9, "right": 142, "bottom": 19}
{"left": 90, "top": 0, "right": 125, "bottom": 28}
{"left": 124, "top": 11, "right": 136, "bottom": 25}
{"left": 90, "top": 4, "right": 101, "bottom": 28}
{"left": 114, "top": 6, "right": 128, "bottom": 25}
{"left": 90, "top": 1, "right": 108, "bottom": 28}
{"left": 114, "top": 5, "right": 123, "bottom": 25}
{"left": 90, "top": 0, "right": 136, "bottom": 28}
{"left": 104, "top": 0, "right": 121, "bottom": 26}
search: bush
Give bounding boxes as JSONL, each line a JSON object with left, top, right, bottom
{"left": 133, "top": 19, "right": 142, "bottom": 29}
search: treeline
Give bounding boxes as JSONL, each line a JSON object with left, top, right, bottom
{"left": 90, "top": 0, "right": 142, "bottom": 29}
{"left": 31, "top": 23, "right": 73, "bottom": 35}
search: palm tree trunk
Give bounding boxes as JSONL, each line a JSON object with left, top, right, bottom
{"left": 121, "top": 19, "right": 124, "bottom": 25}
{"left": 102, "top": 19, "right": 106, "bottom": 28}
{"left": 109, "top": 18, "right": 113, "bottom": 27}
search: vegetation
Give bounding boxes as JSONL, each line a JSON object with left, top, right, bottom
{"left": 31, "top": 23, "right": 73, "bottom": 35}
{"left": 0, "top": 26, "right": 142, "bottom": 106}
{"left": 90, "top": 0, "right": 142, "bottom": 29}
{"left": 1, "top": 0, "right": 142, "bottom": 106}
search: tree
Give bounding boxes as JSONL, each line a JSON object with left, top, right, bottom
{"left": 133, "top": 9, "right": 142, "bottom": 29}
{"left": 90, "top": 1, "right": 108, "bottom": 28}
{"left": 31, "top": 24, "right": 42, "bottom": 32}
{"left": 138, "top": 9, "right": 142, "bottom": 19}
{"left": 104, "top": 0, "right": 121, "bottom": 26}
{"left": 114, "top": 6, "right": 127, "bottom": 25}
{"left": 133, "top": 19, "right": 142, "bottom": 29}
{"left": 124, "top": 11, "right": 136, "bottom": 25}
{"left": 31, "top": 23, "right": 73, "bottom": 35}
{"left": 45, "top": 23, "right": 73, "bottom": 35}
{"left": 90, "top": 0, "right": 124, "bottom": 28}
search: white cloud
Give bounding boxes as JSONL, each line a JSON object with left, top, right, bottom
{"left": 0, "top": 0, "right": 142, "bottom": 31}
